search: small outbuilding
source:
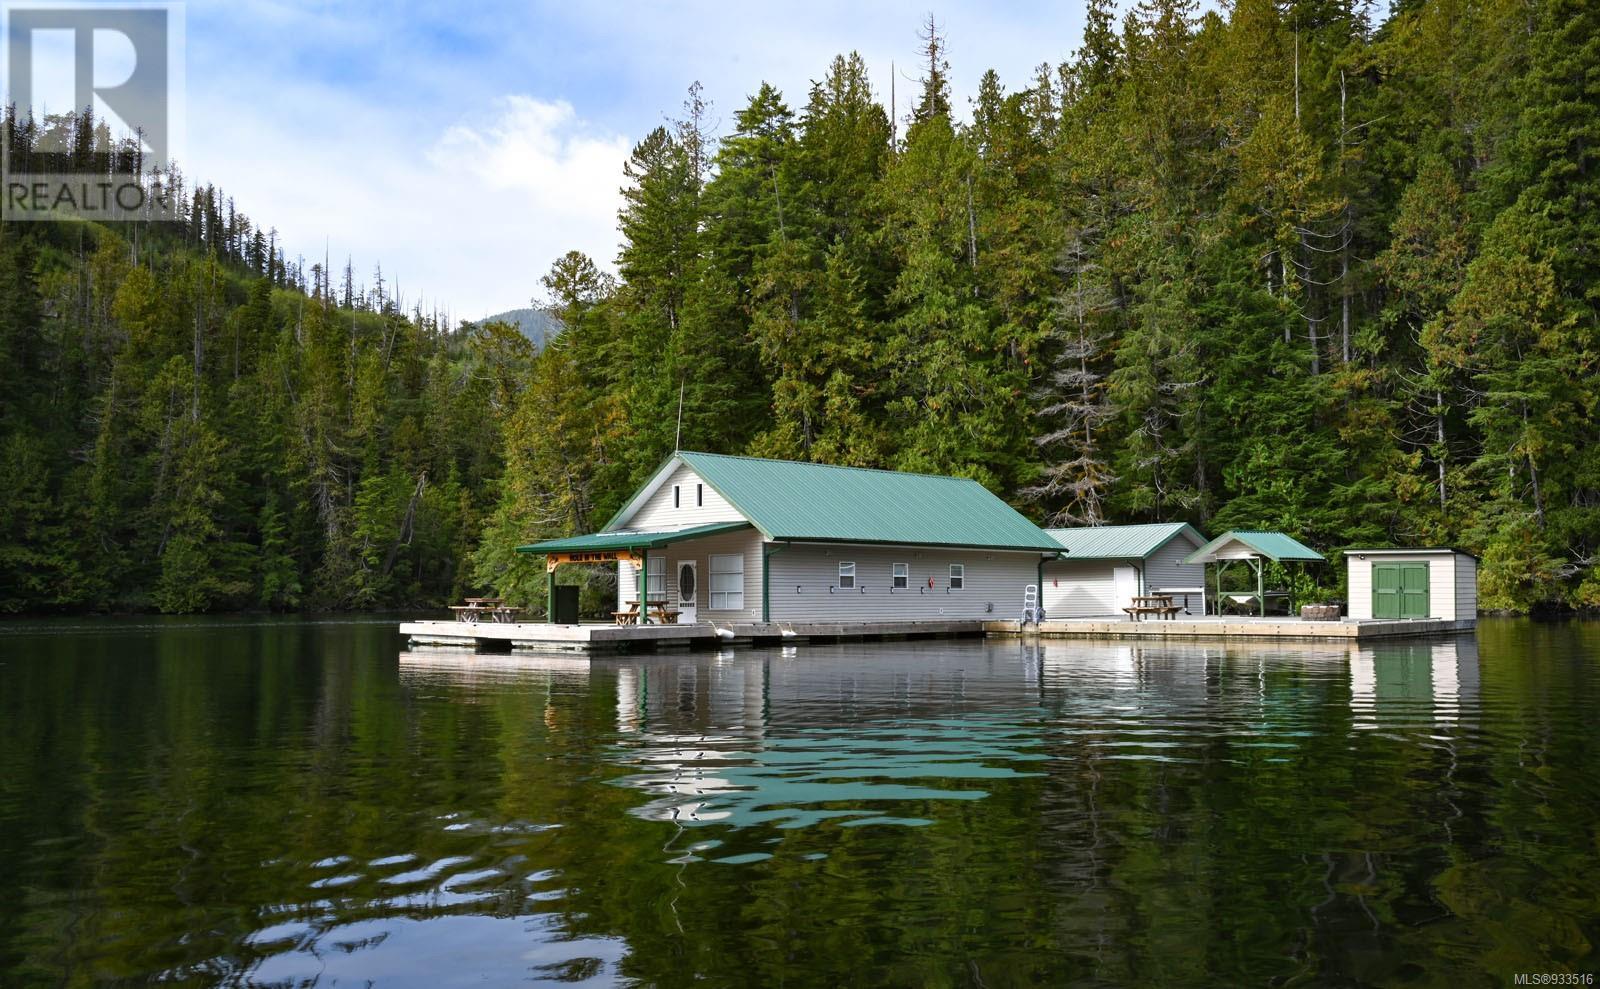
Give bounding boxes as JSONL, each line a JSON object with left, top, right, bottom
{"left": 1345, "top": 548, "right": 1478, "bottom": 622}
{"left": 1041, "top": 523, "right": 1209, "bottom": 618}
{"left": 1183, "top": 530, "right": 1327, "bottom": 616}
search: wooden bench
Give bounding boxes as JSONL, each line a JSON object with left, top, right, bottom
{"left": 1123, "top": 604, "right": 1182, "bottom": 621}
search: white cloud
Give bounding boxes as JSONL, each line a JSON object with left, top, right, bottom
{"left": 187, "top": 88, "right": 628, "bottom": 321}
{"left": 429, "top": 96, "right": 628, "bottom": 231}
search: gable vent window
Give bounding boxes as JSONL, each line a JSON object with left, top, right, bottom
{"left": 673, "top": 484, "right": 681, "bottom": 508}
{"left": 696, "top": 483, "right": 703, "bottom": 507}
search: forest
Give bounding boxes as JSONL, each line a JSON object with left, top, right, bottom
{"left": 1, "top": 0, "right": 1596, "bottom": 615}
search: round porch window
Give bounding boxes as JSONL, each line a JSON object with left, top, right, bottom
{"left": 678, "top": 564, "right": 696, "bottom": 600}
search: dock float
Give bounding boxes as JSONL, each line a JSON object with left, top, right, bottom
{"left": 399, "top": 619, "right": 987, "bottom": 654}
{"left": 984, "top": 618, "right": 1476, "bottom": 641}
{"left": 401, "top": 616, "right": 1475, "bottom": 654}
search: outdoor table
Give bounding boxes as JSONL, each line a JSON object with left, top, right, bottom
{"left": 1124, "top": 594, "right": 1181, "bottom": 622}
{"left": 451, "top": 598, "right": 523, "bottom": 623}
{"left": 1152, "top": 586, "right": 1205, "bottom": 615}
{"left": 618, "top": 599, "right": 674, "bottom": 625}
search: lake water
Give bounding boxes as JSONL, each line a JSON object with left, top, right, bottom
{"left": 1, "top": 618, "right": 1596, "bottom": 986}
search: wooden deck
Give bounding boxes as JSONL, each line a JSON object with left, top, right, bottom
{"left": 985, "top": 617, "right": 1477, "bottom": 641}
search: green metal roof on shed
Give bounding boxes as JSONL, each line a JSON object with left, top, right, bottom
{"left": 1184, "top": 530, "right": 1326, "bottom": 563}
{"left": 1044, "top": 522, "right": 1206, "bottom": 560}
{"left": 517, "top": 521, "right": 752, "bottom": 554}
{"left": 606, "top": 451, "right": 1062, "bottom": 552}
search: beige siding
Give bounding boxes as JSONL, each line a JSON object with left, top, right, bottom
{"left": 1143, "top": 533, "right": 1207, "bottom": 593}
{"left": 1347, "top": 552, "right": 1459, "bottom": 620}
{"left": 1454, "top": 554, "right": 1478, "bottom": 619}
{"left": 768, "top": 544, "right": 1041, "bottom": 622}
{"left": 616, "top": 528, "right": 764, "bottom": 622}
{"left": 624, "top": 464, "right": 744, "bottom": 530}
{"left": 1041, "top": 561, "right": 1118, "bottom": 617}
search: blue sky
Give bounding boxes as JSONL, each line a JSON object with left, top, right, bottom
{"left": 37, "top": 1, "right": 1100, "bottom": 318}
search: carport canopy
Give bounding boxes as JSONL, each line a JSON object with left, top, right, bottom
{"left": 1183, "top": 530, "right": 1326, "bottom": 616}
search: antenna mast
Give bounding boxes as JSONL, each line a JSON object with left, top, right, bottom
{"left": 674, "top": 379, "right": 685, "bottom": 451}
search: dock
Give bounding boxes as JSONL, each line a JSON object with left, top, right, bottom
{"left": 399, "top": 619, "right": 988, "bottom": 654}
{"left": 401, "top": 615, "right": 1474, "bottom": 654}
{"left": 985, "top": 617, "right": 1477, "bottom": 640}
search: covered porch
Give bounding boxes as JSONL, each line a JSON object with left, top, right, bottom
{"left": 517, "top": 522, "right": 754, "bottom": 624}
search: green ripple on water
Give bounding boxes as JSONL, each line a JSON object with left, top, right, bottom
{"left": 609, "top": 715, "right": 1045, "bottom": 833}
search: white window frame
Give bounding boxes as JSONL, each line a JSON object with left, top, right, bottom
{"left": 892, "top": 563, "right": 908, "bottom": 589}
{"left": 696, "top": 483, "right": 704, "bottom": 507}
{"left": 709, "top": 554, "right": 744, "bottom": 611}
{"left": 948, "top": 563, "right": 964, "bottom": 590}
{"left": 647, "top": 556, "right": 666, "bottom": 598}
{"left": 838, "top": 562, "right": 856, "bottom": 589}
{"left": 672, "top": 484, "right": 681, "bottom": 508}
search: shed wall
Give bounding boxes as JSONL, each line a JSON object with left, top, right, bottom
{"left": 1347, "top": 553, "right": 1459, "bottom": 620}
{"left": 1040, "top": 561, "right": 1119, "bottom": 617}
{"left": 1143, "top": 534, "right": 1207, "bottom": 593}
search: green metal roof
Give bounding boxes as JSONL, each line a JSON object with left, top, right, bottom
{"left": 516, "top": 521, "right": 752, "bottom": 554}
{"left": 1184, "top": 530, "right": 1326, "bottom": 563}
{"left": 613, "top": 452, "right": 1060, "bottom": 552}
{"left": 1044, "top": 522, "right": 1206, "bottom": 560}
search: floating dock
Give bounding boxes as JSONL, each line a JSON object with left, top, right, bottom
{"left": 401, "top": 616, "right": 1474, "bottom": 654}
{"left": 400, "top": 619, "right": 988, "bottom": 654}
{"left": 985, "top": 617, "right": 1477, "bottom": 641}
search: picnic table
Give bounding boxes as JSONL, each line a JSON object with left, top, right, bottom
{"left": 450, "top": 597, "right": 525, "bottom": 623}
{"left": 613, "top": 599, "right": 681, "bottom": 625}
{"left": 1124, "top": 594, "right": 1182, "bottom": 622}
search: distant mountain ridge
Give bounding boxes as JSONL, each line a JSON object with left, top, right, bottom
{"left": 477, "top": 307, "right": 563, "bottom": 350}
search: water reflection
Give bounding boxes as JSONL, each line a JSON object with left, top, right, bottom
{"left": 1350, "top": 636, "right": 1480, "bottom": 727}
{"left": 4, "top": 619, "right": 1599, "bottom": 986}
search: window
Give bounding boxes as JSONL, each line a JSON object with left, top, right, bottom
{"left": 710, "top": 554, "right": 744, "bottom": 610}
{"left": 948, "top": 564, "right": 964, "bottom": 590}
{"left": 696, "top": 483, "right": 703, "bottom": 507}
{"left": 838, "top": 562, "right": 856, "bottom": 589}
{"left": 647, "top": 556, "right": 666, "bottom": 598}
{"left": 892, "top": 563, "right": 908, "bottom": 589}
{"left": 672, "top": 484, "right": 681, "bottom": 508}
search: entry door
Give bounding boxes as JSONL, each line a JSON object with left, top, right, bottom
{"left": 1112, "top": 565, "right": 1140, "bottom": 614}
{"left": 676, "top": 561, "right": 698, "bottom": 624}
{"left": 1373, "top": 563, "right": 1429, "bottom": 619}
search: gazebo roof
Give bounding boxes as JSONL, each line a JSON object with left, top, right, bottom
{"left": 1184, "top": 530, "right": 1325, "bottom": 564}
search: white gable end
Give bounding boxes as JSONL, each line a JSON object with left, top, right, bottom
{"left": 620, "top": 462, "right": 746, "bottom": 530}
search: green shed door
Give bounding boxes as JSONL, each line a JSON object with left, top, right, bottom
{"left": 1373, "top": 562, "right": 1429, "bottom": 619}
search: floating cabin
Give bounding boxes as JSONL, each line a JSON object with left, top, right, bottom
{"left": 1345, "top": 548, "right": 1479, "bottom": 622}
{"left": 1041, "top": 523, "right": 1209, "bottom": 618}
{"left": 401, "top": 454, "right": 1480, "bottom": 653}
{"left": 520, "top": 451, "right": 1063, "bottom": 625}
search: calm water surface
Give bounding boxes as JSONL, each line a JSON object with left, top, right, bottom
{"left": 1, "top": 617, "right": 1597, "bottom": 986}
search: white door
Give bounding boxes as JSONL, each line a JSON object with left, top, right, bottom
{"left": 1113, "top": 565, "right": 1140, "bottom": 614}
{"left": 675, "top": 561, "right": 698, "bottom": 624}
